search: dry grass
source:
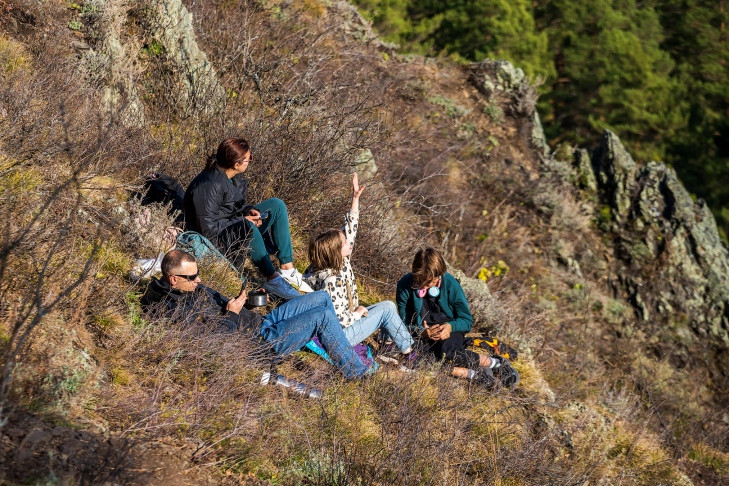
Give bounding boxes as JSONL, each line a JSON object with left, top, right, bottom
{"left": 0, "top": 1, "right": 726, "bottom": 485}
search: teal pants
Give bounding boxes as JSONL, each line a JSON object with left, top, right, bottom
{"left": 252, "top": 197, "right": 294, "bottom": 273}
{"left": 220, "top": 198, "right": 294, "bottom": 277}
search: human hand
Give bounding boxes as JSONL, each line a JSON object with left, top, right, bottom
{"left": 424, "top": 322, "right": 442, "bottom": 340}
{"left": 430, "top": 323, "right": 452, "bottom": 341}
{"left": 226, "top": 290, "right": 247, "bottom": 314}
{"left": 245, "top": 209, "right": 263, "bottom": 227}
{"left": 352, "top": 172, "right": 365, "bottom": 199}
{"left": 355, "top": 305, "right": 368, "bottom": 318}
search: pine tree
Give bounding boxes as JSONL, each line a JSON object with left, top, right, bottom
{"left": 653, "top": 0, "right": 729, "bottom": 234}
{"left": 535, "top": 0, "right": 686, "bottom": 161}
{"left": 354, "top": 0, "right": 729, "bottom": 237}
{"left": 357, "top": 0, "right": 553, "bottom": 79}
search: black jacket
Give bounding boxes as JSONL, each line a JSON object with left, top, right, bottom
{"left": 183, "top": 167, "right": 256, "bottom": 242}
{"left": 140, "top": 277, "right": 262, "bottom": 332}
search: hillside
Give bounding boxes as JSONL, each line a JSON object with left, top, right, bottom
{"left": 353, "top": 0, "right": 729, "bottom": 241}
{"left": 0, "top": 1, "right": 728, "bottom": 484}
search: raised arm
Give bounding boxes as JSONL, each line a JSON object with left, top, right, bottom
{"left": 350, "top": 172, "right": 364, "bottom": 213}
{"left": 342, "top": 172, "right": 365, "bottom": 245}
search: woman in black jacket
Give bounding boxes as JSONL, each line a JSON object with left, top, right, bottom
{"left": 184, "top": 138, "right": 312, "bottom": 299}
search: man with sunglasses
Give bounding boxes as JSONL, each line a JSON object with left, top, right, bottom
{"left": 140, "top": 250, "right": 374, "bottom": 379}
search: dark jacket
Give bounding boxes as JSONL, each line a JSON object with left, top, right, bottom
{"left": 183, "top": 167, "right": 256, "bottom": 242}
{"left": 140, "top": 277, "right": 262, "bottom": 332}
{"left": 396, "top": 272, "right": 473, "bottom": 334}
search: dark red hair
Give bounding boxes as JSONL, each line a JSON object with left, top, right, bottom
{"left": 205, "top": 138, "right": 251, "bottom": 171}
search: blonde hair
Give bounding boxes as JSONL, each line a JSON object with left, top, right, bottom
{"left": 309, "top": 229, "right": 345, "bottom": 272}
{"left": 411, "top": 247, "right": 446, "bottom": 288}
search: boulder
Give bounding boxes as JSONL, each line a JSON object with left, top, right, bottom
{"left": 447, "top": 265, "right": 504, "bottom": 331}
{"left": 469, "top": 59, "right": 526, "bottom": 96}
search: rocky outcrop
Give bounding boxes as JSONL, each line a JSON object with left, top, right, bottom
{"left": 589, "top": 130, "right": 729, "bottom": 346}
{"left": 469, "top": 60, "right": 550, "bottom": 158}
{"left": 574, "top": 148, "right": 597, "bottom": 192}
{"left": 470, "top": 59, "right": 527, "bottom": 95}
{"left": 329, "top": 1, "right": 398, "bottom": 50}
{"left": 79, "top": 0, "right": 146, "bottom": 127}
{"left": 78, "top": 0, "right": 226, "bottom": 123}
{"left": 150, "top": 0, "right": 225, "bottom": 115}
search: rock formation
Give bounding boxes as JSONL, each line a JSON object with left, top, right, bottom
{"left": 149, "top": 0, "right": 225, "bottom": 115}
{"left": 589, "top": 130, "right": 729, "bottom": 348}
{"left": 469, "top": 59, "right": 550, "bottom": 158}
{"left": 79, "top": 0, "right": 146, "bottom": 127}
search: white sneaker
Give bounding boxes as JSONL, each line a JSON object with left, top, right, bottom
{"left": 129, "top": 252, "right": 164, "bottom": 280}
{"left": 279, "top": 268, "right": 315, "bottom": 293}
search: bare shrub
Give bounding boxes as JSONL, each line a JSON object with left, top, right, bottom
{"left": 0, "top": 23, "right": 163, "bottom": 423}
{"left": 142, "top": 0, "right": 425, "bottom": 285}
{"left": 0, "top": 2, "right": 717, "bottom": 484}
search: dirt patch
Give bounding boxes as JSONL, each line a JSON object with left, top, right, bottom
{"left": 0, "top": 410, "right": 226, "bottom": 485}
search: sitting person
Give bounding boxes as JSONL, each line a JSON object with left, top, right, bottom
{"left": 183, "top": 137, "right": 313, "bottom": 300}
{"left": 304, "top": 173, "right": 414, "bottom": 358}
{"left": 140, "top": 250, "right": 375, "bottom": 380}
{"left": 396, "top": 247, "right": 519, "bottom": 388}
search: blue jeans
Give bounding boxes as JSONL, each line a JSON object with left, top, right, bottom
{"left": 259, "top": 291, "right": 369, "bottom": 379}
{"left": 343, "top": 301, "right": 414, "bottom": 353}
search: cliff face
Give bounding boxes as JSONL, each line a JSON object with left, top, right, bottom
{"left": 589, "top": 131, "right": 729, "bottom": 352}
{"left": 462, "top": 59, "right": 729, "bottom": 387}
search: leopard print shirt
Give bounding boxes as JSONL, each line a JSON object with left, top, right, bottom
{"left": 303, "top": 210, "right": 360, "bottom": 328}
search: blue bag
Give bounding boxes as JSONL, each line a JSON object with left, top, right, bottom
{"left": 176, "top": 231, "right": 242, "bottom": 279}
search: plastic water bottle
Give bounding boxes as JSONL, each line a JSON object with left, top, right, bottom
{"left": 261, "top": 372, "right": 322, "bottom": 399}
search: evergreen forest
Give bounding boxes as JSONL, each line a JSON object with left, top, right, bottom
{"left": 355, "top": 0, "right": 729, "bottom": 238}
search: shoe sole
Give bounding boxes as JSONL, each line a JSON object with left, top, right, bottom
{"left": 286, "top": 280, "right": 314, "bottom": 293}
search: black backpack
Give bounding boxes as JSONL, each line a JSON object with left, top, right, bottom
{"left": 132, "top": 173, "right": 185, "bottom": 223}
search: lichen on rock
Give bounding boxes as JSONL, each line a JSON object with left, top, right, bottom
{"left": 574, "top": 148, "right": 597, "bottom": 192}
{"left": 587, "top": 129, "right": 729, "bottom": 348}
{"left": 150, "top": 0, "right": 225, "bottom": 115}
{"left": 79, "top": 0, "right": 146, "bottom": 128}
{"left": 469, "top": 59, "right": 526, "bottom": 96}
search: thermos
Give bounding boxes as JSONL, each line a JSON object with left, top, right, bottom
{"left": 261, "top": 371, "right": 322, "bottom": 399}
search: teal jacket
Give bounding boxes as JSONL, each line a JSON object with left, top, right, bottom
{"left": 396, "top": 272, "right": 473, "bottom": 334}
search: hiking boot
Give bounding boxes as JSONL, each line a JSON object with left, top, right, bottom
{"left": 279, "top": 268, "right": 315, "bottom": 293}
{"left": 376, "top": 341, "right": 418, "bottom": 365}
{"left": 401, "top": 351, "right": 420, "bottom": 369}
{"left": 472, "top": 367, "right": 496, "bottom": 389}
{"left": 375, "top": 342, "right": 399, "bottom": 358}
{"left": 263, "top": 275, "right": 302, "bottom": 301}
{"left": 491, "top": 356, "right": 520, "bottom": 389}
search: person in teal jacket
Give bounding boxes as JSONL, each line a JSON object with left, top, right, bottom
{"left": 396, "top": 247, "right": 519, "bottom": 388}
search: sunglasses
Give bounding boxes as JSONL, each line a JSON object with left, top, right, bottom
{"left": 173, "top": 273, "right": 199, "bottom": 281}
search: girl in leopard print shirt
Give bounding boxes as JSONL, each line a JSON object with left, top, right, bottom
{"left": 304, "top": 173, "right": 414, "bottom": 355}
